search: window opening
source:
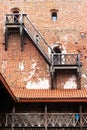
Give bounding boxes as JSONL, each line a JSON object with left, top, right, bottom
{"left": 52, "top": 12, "right": 57, "bottom": 21}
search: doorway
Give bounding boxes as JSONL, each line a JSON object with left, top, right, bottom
{"left": 53, "top": 46, "right": 62, "bottom": 65}
{"left": 13, "top": 10, "right": 19, "bottom": 23}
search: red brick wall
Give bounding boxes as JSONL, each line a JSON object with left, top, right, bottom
{"left": 0, "top": 0, "right": 87, "bottom": 89}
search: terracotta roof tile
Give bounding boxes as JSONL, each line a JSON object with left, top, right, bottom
{"left": 1, "top": 73, "right": 87, "bottom": 102}
{"left": 11, "top": 88, "right": 87, "bottom": 102}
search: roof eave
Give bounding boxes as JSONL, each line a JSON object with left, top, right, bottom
{"left": 17, "top": 98, "right": 87, "bottom": 103}
{"left": 0, "top": 73, "right": 17, "bottom": 102}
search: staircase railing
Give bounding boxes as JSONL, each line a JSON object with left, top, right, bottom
{"left": 23, "top": 15, "right": 54, "bottom": 65}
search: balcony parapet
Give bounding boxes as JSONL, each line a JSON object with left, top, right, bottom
{"left": 51, "top": 53, "right": 82, "bottom": 68}
{"left": 0, "top": 113, "right": 86, "bottom": 128}
{"left": 5, "top": 14, "right": 26, "bottom": 25}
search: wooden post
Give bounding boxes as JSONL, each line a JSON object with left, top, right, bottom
{"left": 77, "top": 53, "right": 81, "bottom": 89}
{"left": 20, "top": 14, "right": 24, "bottom": 51}
{"left": 5, "top": 27, "right": 8, "bottom": 51}
{"left": 51, "top": 70, "right": 55, "bottom": 89}
{"left": 12, "top": 106, "right": 15, "bottom": 130}
{"left": 77, "top": 68, "right": 81, "bottom": 89}
{"left": 50, "top": 53, "right": 55, "bottom": 89}
{"left": 21, "top": 28, "right": 24, "bottom": 51}
{"left": 80, "top": 105, "right": 82, "bottom": 130}
{"left": 5, "top": 114, "right": 8, "bottom": 126}
{"left": 45, "top": 105, "right": 47, "bottom": 130}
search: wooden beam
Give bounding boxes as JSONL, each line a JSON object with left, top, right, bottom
{"left": 20, "top": 27, "right": 24, "bottom": 51}
{"left": 77, "top": 68, "right": 81, "bottom": 89}
{"left": 45, "top": 105, "right": 47, "bottom": 130}
{"left": 80, "top": 105, "right": 82, "bottom": 130}
{"left": 5, "top": 27, "right": 8, "bottom": 51}
{"left": 12, "top": 106, "right": 15, "bottom": 130}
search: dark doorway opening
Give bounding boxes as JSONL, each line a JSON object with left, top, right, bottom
{"left": 53, "top": 46, "right": 62, "bottom": 65}
{"left": 53, "top": 46, "right": 61, "bottom": 53}
{"left": 13, "top": 10, "right": 19, "bottom": 23}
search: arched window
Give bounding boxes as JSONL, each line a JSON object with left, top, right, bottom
{"left": 50, "top": 9, "right": 58, "bottom": 21}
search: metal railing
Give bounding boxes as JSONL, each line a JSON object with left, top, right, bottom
{"left": 0, "top": 113, "right": 87, "bottom": 128}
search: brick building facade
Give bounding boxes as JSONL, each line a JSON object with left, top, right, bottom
{"left": 0, "top": 0, "right": 87, "bottom": 130}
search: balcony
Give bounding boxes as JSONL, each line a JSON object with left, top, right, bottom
{"left": 51, "top": 53, "right": 81, "bottom": 69}
{"left": 5, "top": 13, "right": 26, "bottom": 25}
{"left": 0, "top": 113, "right": 87, "bottom": 128}
{"left": 50, "top": 53, "right": 82, "bottom": 89}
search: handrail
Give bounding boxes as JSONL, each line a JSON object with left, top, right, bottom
{"left": 5, "top": 14, "right": 53, "bottom": 52}
{"left": 24, "top": 15, "right": 54, "bottom": 53}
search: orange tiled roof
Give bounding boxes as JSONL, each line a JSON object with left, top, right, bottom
{"left": 11, "top": 88, "right": 87, "bottom": 102}
{"left": 1, "top": 73, "right": 87, "bottom": 102}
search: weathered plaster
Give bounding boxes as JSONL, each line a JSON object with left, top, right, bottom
{"left": 1, "top": 60, "right": 7, "bottom": 73}
{"left": 19, "top": 61, "right": 24, "bottom": 71}
{"left": 26, "top": 78, "right": 49, "bottom": 89}
{"left": 64, "top": 75, "right": 77, "bottom": 89}
{"left": 82, "top": 74, "right": 87, "bottom": 79}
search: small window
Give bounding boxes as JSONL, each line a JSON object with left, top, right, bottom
{"left": 50, "top": 9, "right": 58, "bottom": 21}
{"left": 52, "top": 12, "right": 57, "bottom": 21}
